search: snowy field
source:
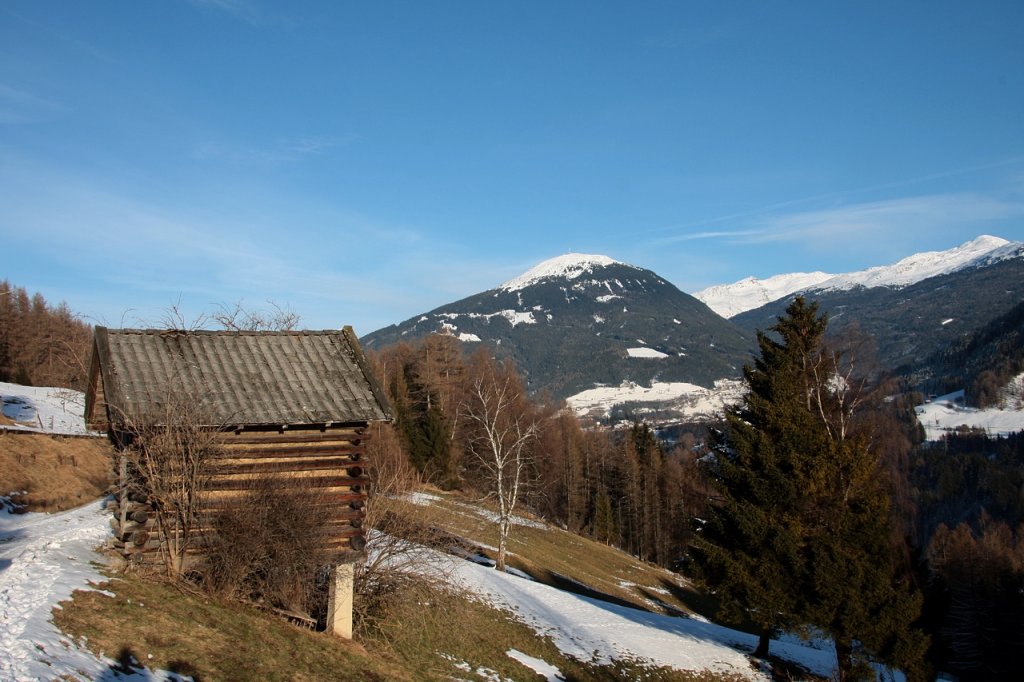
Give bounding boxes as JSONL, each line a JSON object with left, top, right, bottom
{"left": 567, "top": 378, "right": 745, "bottom": 422}
{"left": 0, "top": 381, "right": 94, "bottom": 436}
{"left": 915, "top": 382, "right": 1024, "bottom": 441}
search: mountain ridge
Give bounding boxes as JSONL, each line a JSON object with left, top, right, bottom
{"left": 696, "top": 235, "right": 1018, "bottom": 318}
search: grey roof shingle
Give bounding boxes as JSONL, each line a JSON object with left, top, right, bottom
{"left": 86, "top": 327, "right": 391, "bottom": 429}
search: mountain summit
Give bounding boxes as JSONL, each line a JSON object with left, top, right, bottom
{"left": 500, "top": 253, "right": 624, "bottom": 291}
{"left": 362, "top": 255, "right": 753, "bottom": 399}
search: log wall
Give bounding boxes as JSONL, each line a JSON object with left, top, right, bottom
{"left": 107, "top": 423, "right": 371, "bottom": 565}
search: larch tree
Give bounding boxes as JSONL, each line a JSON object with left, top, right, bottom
{"left": 691, "top": 297, "right": 927, "bottom": 679}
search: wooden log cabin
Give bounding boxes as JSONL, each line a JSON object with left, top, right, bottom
{"left": 84, "top": 326, "right": 392, "bottom": 637}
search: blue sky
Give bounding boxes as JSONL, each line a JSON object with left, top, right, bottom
{"left": 2, "top": 1, "right": 1023, "bottom": 334}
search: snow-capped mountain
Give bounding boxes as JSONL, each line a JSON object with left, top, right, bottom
{"left": 695, "top": 272, "right": 833, "bottom": 320}
{"left": 731, "top": 236, "right": 1024, "bottom": 384}
{"left": 362, "top": 254, "right": 754, "bottom": 399}
{"left": 696, "top": 235, "right": 1020, "bottom": 318}
{"left": 499, "top": 253, "right": 622, "bottom": 291}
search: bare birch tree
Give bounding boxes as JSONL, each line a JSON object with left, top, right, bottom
{"left": 461, "top": 357, "right": 539, "bottom": 571}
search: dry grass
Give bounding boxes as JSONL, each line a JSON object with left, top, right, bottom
{"left": 54, "top": 570, "right": 739, "bottom": 682}
{"left": 0, "top": 432, "right": 112, "bottom": 511}
{"left": 391, "top": 489, "right": 714, "bottom": 619}
{"left": 53, "top": 574, "right": 407, "bottom": 682}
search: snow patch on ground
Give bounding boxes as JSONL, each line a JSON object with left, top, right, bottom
{"left": 498, "top": 310, "right": 536, "bottom": 327}
{"left": 450, "top": 554, "right": 836, "bottom": 679}
{"left": 457, "top": 503, "right": 546, "bottom": 530}
{"left": 0, "top": 381, "right": 95, "bottom": 436}
{"left": 626, "top": 347, "right": 669, "bottom": 359}
{"left": 404, "top": 491, "right": 444, "bottom": 506}
{"left": 507, "top": 649, "right": 564, "bottom": 681}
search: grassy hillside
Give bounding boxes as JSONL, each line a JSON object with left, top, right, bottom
{"left": 391, "top": 489, "right": 713, "bottom": 618}
{"left": 51, "top": 488, "right": 764, "bottom": 681}
{"left": 0, "top": 432, "right": 112, "bottom": 511}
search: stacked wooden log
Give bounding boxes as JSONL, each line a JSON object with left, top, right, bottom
{"left": 105, "top": 495, "right": 161, "bottom": 562}
{"left": 107, "top": 424, "right": 371, "bottom": 564}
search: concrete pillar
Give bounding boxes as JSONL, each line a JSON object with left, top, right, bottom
{"left": 327, "top": 562, "right": 355, "bottom": 638}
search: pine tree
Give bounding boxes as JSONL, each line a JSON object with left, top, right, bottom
{"left": 690, "top": 297, "right": 927, "bottom": 677}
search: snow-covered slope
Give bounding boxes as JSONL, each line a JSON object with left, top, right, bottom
{"left": 695, "top": 272, "right": 833, "bottom": 320}
{"left": 500, "top": 253, "right": 624, "bottom": 291}
{"left": 815, "top": 234, "right": 1013, "bottom": 292}
{"left": 449, "top": 553, "right": 836, "bottom": 679}
{"left": 567, "top": 378, "right": 746, "bottom": 424}
{"left": 0, "top": 381, "right": 93, "bottom": 436}
{"left": 696, "top": 235, "right": 1020, "bottom": 318}
{"left": 0, "top": 500, "right": 184, "bottom": 681}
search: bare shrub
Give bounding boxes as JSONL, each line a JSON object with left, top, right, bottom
{"left": 203, "top": 475, "right": 334, "bottom": 618}
{"left": 355, "top": 422, "right": 455, "bottom": 637}
{"left": 211, "top": 300, "right": 301, "bottom": 332}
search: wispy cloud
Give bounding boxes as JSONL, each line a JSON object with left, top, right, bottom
{"left": 191, "top": 134, "right": 357, "bottom": 167}
{"left": 651, "top": 192, "right": 1024, "bottom": 262}
{"left": 0, "top": 82, "right": 66, "bottom": 124}
{"left": 650, "top": 157, "right": 1024, "bottom": 241}
{"left": 747, "top": 193, "right": 1022, "bottom": 245}
{"left": 0, "top": 158, "right": 456, "bottom": 331}
{"left": 186, "top": 0, "right": 294, "bottom": 28}
{"left": 659, "top": 229, "right": 764, "bottom": 243}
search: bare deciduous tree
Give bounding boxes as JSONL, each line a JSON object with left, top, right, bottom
{"left": 120, "top": 389, "right": 221, "bottom": 578}
{"left": 461, "top": 357, "right": 539, "bottom": 572}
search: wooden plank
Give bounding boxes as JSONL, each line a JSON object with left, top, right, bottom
{"left": 219, "top": 444, "right": 366, "bottom": 458}
{"left": 204, "top": 475, "right": 368, "bottom": 492}
{"left": 222, "top": 429, "right": 365, "bottom": 445}
{"left": 201, "top": 490, "right": 367, "bottom": 506}
{"left": 210, "top": 458, "right": 362, "bottom": 476}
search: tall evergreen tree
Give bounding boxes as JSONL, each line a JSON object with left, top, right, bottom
{"left": 690, "top": 297, "right": 927, "bottom": 679}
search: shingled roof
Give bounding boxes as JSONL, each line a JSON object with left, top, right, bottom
{"left": 85, "top": 326, "right": 391, "bottom": 431}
